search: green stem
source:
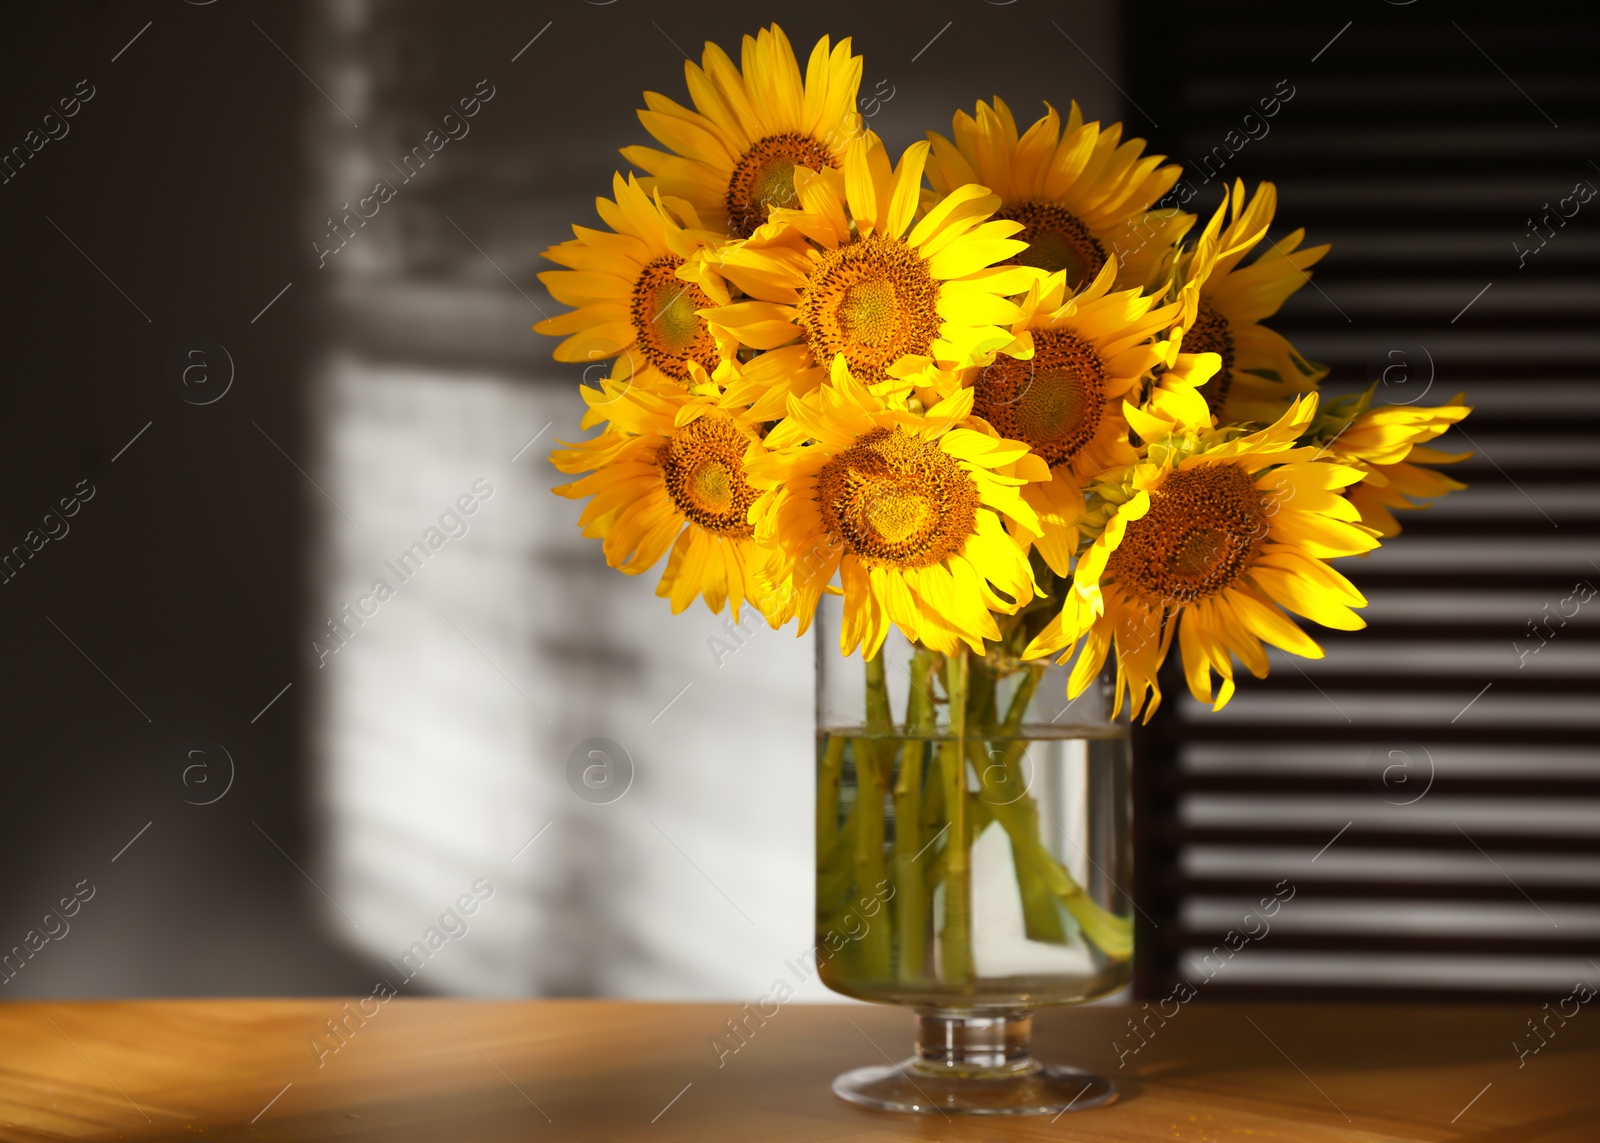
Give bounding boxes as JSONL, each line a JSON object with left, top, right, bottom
{"left": 851, "top": 735, "right": 892, "bottom": 976}
{"left": 967, "top": 750, "right": 1130, "bottom": 961}
{"left": 816, "top": 783, "right": 859, "bottom": 918}
{"left": 928, "top": 791, "right": 992, "bottom": 889}
{"left": 893, "top": 648, "right": 937, "bottom": 982}
{"left": 920, "top": 742, "right": 946, "bottom": 833}
{"left": 817, "top": 734, "right": 845, "bottom": 859}
{"left": 999, "top": 667, "right": 1070, "bottom": 943}
{"left": 969, "top": 744, "right": 1070, "bottom": 947}
{"left": 998, "top": 665, "right": 1042, "bottom": 738}
{"left": 863, "top": 652, "right": 893, "bottom": 735}
{"left": 1017, "top": 838, "right": 1134, "bottom": 962}
{"left": 961, "top": 664, "right": 1065, "bottom": 944}
{"left": 968, "top": 659, "right": 999, "bottom": 739}
{"left": 977, "top": 660, "right": 1132, "bottom": 958}
{"left": 855, "top": 654, "right": 895, "bottom": 979}
{"left": 937, "top": 651, "right": 971, "bottom": 984}
{"left": 990, "top": 664, "right": 1129, "bottom": 957}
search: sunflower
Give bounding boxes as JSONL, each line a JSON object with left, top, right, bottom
{"left": 550, "top": 375, "right": 774, "bottom": 620}
{"left": 1026, "top": 395, "right": 1379, "bottom": 718}
{"left": 707, "top": 132, "right": 1041, "bottom": 422}
{"left": 1317, "top": 390, "right": 1472, "bottom": 537}
{"left": 925, "top": 97, "right": 1192, "bottom": 293}
{"left": 974, "top": 262, "right": 1184, "bottom": 575}
{"left": 620, "top": 25, "right": 864, "bottom": 240}
{"left": 1170, "top": 179, "right": 1330, "bottom": 426}
{"left": 535, "top": 173, "right": 731, "bottom": 399}
{"left": 748, "top": 357, "right": 1049, "bottom": 657}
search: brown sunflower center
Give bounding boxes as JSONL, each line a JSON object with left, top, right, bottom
{"left": 995, "top": 200, "right": 1107, "bottom": 287}
{"left": 630, "top": 256, "right": 720, "bottom": 383}
{"left": 1182, "top": 298, "right": 1236, "bottom": 415}
{"left": 817, "top": 427, "right": 980, "bottom": 569}
{"left": 973, "top": 328, "right": 1108, "bottom": 468}
{"left": 796, "top": 233, "right": 941, "bottom": 382}
{"left": 1106, "top": 462, "right": 1267, "bottom": 606}
{"left": 657, "top": 413, "right": 757, "bottom": 538}
{"left": 725, "top": 132, "right": 838, "bottom": 238}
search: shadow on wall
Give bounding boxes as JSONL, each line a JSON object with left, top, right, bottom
{"left": 0, "top": 0, "right": 1127, "bottom": 1001}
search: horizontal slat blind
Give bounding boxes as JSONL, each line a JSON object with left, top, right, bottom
{"left": 1128, "top": 4, "right": 1600, "bottom": 1002}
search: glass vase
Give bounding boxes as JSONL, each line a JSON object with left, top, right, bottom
{"left": 814, "top": 595, "right": 1133, "bottom": 1115}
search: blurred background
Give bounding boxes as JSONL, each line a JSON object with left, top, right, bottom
{"left": 0, "top": 0, "right": 1594, "bottom": 1003}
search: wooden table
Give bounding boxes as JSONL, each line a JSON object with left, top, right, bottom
{"left": 0, "top": 1000, "right": 1595, "bottom": 1141}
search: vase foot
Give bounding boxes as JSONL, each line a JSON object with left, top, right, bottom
{"left": 832, "top": 1059, "right": 1116, "bottom": 1116}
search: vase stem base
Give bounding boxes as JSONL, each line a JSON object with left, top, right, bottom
{"left": 832, "top": 1059, "right": 1116, "bottom": 1116}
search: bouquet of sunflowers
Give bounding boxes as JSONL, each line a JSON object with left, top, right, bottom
{"left": 541, "top": 26, "right": 1470, "bottom": 975}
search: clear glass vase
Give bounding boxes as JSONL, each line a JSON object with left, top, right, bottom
{"left": 814, "top": 595, "right": 1133, "bottom": 1115}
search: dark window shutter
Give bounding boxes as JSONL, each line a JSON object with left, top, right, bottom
{"left": 1128, "top": 6, "right": 1600, "bottom": 1003}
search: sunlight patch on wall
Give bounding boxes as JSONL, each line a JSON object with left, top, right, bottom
{"left": 310, "top": 354, "right": 820, "bottom": 997}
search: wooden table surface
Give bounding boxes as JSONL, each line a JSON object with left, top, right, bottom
{"left": 0, "top": 999, "right": 1595, "bottom": 1142}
